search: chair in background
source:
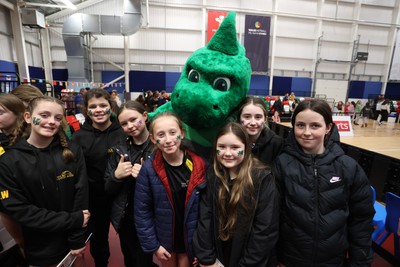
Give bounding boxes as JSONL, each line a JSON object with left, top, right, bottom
{"left": 371, "top": 186, "right": 387, "bottom": 242}
{"left": 384, "top": 192, "right": 400, "bottom": 258}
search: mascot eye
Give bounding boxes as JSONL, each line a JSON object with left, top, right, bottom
{"left": 213, "top": 77, "right": 231, "bottom": 91}
{"left": 188, "top": 69, "right": 201, "bottom": 82}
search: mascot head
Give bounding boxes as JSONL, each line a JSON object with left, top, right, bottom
{"left": 170, "top": 12, "right": 251, "bottom": 129}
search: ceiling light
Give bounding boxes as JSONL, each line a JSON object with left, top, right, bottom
{"left": 58, "top": 0, "right": 77, "bottom": 10}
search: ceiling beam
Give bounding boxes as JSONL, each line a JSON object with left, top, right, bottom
{"left": 0, "top": 0, "right": 14, "bottom": 10}
{"left": 46, "top": 0, "right": 103, "bottom": 21}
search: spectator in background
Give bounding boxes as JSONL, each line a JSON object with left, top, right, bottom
{"left": 360, "top": 102, "right": 373, "bottom": 128}
{"left": 136, "top": 94, "right": 145, "bottom": 105}
{"left": 283, "top": 93, "right": 289, "bottom": 101}
{"left": 353, "top": 100, "right": 362, "bottom": 125}
{"left": 144, "top": 90, "right": 153, "bottom": 112}
{"left": 111, "top": 90, "right": 122, "bottom": 108}
{"left": 289, "top": 92, "right": 296, "bottom": 101}
{"left": 378, "top": 99, "right": 390, "bottom": 125}
{"left": 290, "top": 98, "right": 299, "bottom": 113}
{"left": 157, "top": 90, "right": 168, "bottom": 107}
{"left": 336, "top": 101, "right": 344, "bottom": 114}
{"left": 272, "top": 97, "right": 284, "bottom": 115}
{"left": 149, "top": 91, "right": 160, "bottom": 111}
{"left": 74, "top": 88, "right": 87, "bottom": 115}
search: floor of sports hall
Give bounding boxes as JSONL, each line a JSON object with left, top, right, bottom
{"left": 84, "top": 118, "right": 400, "bottom": 267}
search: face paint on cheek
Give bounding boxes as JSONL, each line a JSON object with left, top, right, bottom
{"left": 32, "top": 117, "right": 41, "bottom": 125}
{"left": 237, "top": 150, "right": 244, "bottom": 156}
{"left": 216, "top": 149, "right": 220, "bottom": 155}
{"left": 176, "top": 135, "right": 181, "bottom": 140}
{"left": 87, "top": 109, "right": 93, "bottom": 116}
{"left": 105, "top": 108, "right": 111, "bottom": 115}
{"left": 156, "top": 139, "right": 160, "bottom": 144}
{"left": 240, "top": 120, "right": 245, "bottom": 125}
{"left": 137, "top": 120, "right": 143, "bottom": 126}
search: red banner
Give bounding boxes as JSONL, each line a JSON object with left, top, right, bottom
{"left": 207, "top": 11, "right": 228, "bottom": 43}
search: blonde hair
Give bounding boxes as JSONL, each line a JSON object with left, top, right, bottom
{"left": 11, "top": 84, "right": 43, "bottom": 104}
{"left": 25, "top": 96, "right": 75, "bottom": 163}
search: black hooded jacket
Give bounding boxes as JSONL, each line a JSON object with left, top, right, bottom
{"left": 0, "top": 137, "right": 89, "bottom": 266}
{"left": 72, "top": 117, "right": 125, "bottom": 197}
{"left": 252, "top": 127, "right": 283, "bottom": 164}
{"left": 104, "top": 136, "right": 153, "bottom": 231}
{"left": 273, "top": 124, "right": 374, "bottom": 267}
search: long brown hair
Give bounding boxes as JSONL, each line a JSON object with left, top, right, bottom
{"left": 25, "top": 96, "right": 75, "bottom": 163}
{"left": 213, "top": 122, "right": 257, "bottom": 241}
{"left": 0, "top": 94, "right": 26, "bottom": 146}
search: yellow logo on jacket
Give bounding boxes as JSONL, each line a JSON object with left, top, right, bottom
{"left": 0, "top": 190, "right": 9, "bottom": 200}
{"left": 0, "top": 145, "right": 5, "bottom": 156}
{"left": 56, "top": 170, "right": 74, "bottom": 181}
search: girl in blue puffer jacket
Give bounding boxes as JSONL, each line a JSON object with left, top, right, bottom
{"left": 134, "top": 112, "right": 206, "bottom": 267}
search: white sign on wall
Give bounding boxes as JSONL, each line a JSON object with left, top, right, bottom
{"left": 333, "top": 116, "right": 354, "bottom": 137}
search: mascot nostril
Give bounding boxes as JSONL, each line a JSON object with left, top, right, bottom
{"left": 148, "top": 11, "right": 251, "bottom": 153}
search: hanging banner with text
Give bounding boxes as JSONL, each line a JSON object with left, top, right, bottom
{"left": 244, "top": 15, "right": 271, "bottom": 72}
{"left": 207, "top": 10, "right": 228, "bottom": 43}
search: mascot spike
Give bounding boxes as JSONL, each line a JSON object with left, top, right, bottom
{"left": 207, "top": 12, "right": 239, "bottom": 56}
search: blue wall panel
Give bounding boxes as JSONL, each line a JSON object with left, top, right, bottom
{"left": 291, "top": 77, "right": 312, "bottom": 97}
{"left": 249, "top": 75, "right": 269, "bottom": 96}
{"left": 272, "top": 76, "right": 292, "bottom": 96}
{"left": 102, "top": 71, "right": 125, "bottom": 93}
{"left": 130, "top": 71, "right": 165, "bottom": 93}
{"left": 165, "top": 72, "right": 181, "bottom": 92}
{"left": 0, "top": 60, "right": 17, "bottom": 72}
{"left": 363, "top": 81, "right": 382, "bottom": 99}
{"left": 349, "top": 81, "right": 365, "bottom": 98}
{"left": 385, "top": 82, "right": 400, "bottom": 99}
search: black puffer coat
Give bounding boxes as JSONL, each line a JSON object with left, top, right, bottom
{"left": 274, "top": 124, "right": 374, "bottom": 267}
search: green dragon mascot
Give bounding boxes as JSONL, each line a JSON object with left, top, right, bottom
{"left": 150, "top": 11, "right": 251, "bottom": 154}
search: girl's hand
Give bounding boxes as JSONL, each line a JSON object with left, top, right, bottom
{"left": 154, "top": 246, "right": 171, "bottom": 261}
{"left": 82, "top": 210, "right": 90, "bottom": 227}
{"left": 131, "top": 158, "right": 144, "bottom": 178}
{"left": 114, "top": 155, "right": 133, "bottom": 179}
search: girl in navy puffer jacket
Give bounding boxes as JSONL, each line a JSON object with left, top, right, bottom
{"left": 134, "top": 112, "right": 206, "bottom": 267}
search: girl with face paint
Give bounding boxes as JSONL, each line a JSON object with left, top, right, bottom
{"left": 238, "top": 96, "right": 283, "bottom": 165}
{"left": 72, "top": 88, "right": 125, "bottom": 266}
{"left": 0, "top": 96, "right": 90, "bottom": 266}
{"left": 104, "top": 100, "right": 155, "bottom": 267}
{"left": 193, "top": 122, "right": 279, "bottom": 267}
{"left": 134, "top": 112, "right": 206, "bottom": 267}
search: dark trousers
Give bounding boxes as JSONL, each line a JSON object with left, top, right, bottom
{"left": 88, "top": 195, "right": 111, "bottom": 267}
{"left": 118, "top": 216, "right": 156, "bottom": 267}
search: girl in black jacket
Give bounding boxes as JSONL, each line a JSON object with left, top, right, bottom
{"left": 0, "top": 96, "right": 90, "bottom": 266}
{"left": 274, "top": 99, "right": 374, "bottom": 267}
{"left": 72, "top": 88, "right": 125, "bottom": 267}
{"left": 238, "top": 96, "right": 283, "bottom": 164}
{"left": 193, "top": 122, "right": 279, "bottom": 267}
{"left": 104, "top": 100, "right": 155, "bottom": 266}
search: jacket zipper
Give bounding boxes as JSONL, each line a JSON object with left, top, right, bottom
{"left": 312, "top": 161, "right": 319, "bottom": 267}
